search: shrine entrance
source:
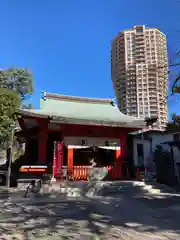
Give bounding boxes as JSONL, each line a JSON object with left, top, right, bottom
{"left": 52, "top": 137, "right": 121, "bottom": 181}
{"left": 73, "top": 146, "right": 116, "bottom": 167}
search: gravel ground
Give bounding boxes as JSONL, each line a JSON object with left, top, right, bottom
{"left": 0, "top": 184, "right": 180, "bottom": 239}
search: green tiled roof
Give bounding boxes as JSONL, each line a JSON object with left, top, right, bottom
{"left": 19, "top": 93, "right": 145, "bottom": 128}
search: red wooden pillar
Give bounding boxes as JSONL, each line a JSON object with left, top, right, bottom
{"left": 120, "top": 133, "right": 128, "bottom": 177}
{"left": 115, "top": 148, "right": 121, "bottom": 160}
{"left": 120, "top": 134, "right": 128, "bottom": 161}
{"left": 38, "top": 120, "right": 48, "bottom": 164}
{"left": 115, "top": 148, "right": 121, "bottom": 179}
{"left": 67, "top": 147, "right": 73, "bottom": 178}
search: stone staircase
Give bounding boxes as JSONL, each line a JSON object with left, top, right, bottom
{"left": 44, "top": 181, "right": 86, "bottom": 197}
{"left": 97, "top": 180, "right": 178, "bottom": 197}
{"left": 45, "top": 180, "right": 169, "bottom": 197}
{"left": 43, "top": 181, "right": 106, "bottom": 197}
{"left": 15, "top": 180, "right": 177, "bottom": 199}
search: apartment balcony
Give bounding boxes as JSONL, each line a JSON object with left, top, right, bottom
{"left": 127, "top": 101, "right": 137, "bottom": 105}
{"left": 150, "top": 111, "right": 158, "bottom": 115}
{"left": 135, "top": 43, "right": 145, "bottom": 48}
{"left": 127, "top": 95, "right": 137, "bottom": 98}
{"left": 136, "top": 56, "right": 145, "bottom": 59}
{"left": 150, "top": 112, "right": 158, "bottom": 116}
{"left": 135, "top": 42, "right": 145, "bottom": 48}
{"left": 127, "top": 94, "right": 136, "bottom": 98}
{"left": 148, "top": 75, "right": 157, "bottom": 78}
{"left": 150, "top": 105, "right": 158, "bottom": 109}
{"left": 148, "top": 85, "right": 156, "bottom": 89}
{"left": 148, "top": 66, "right": 157, "bottom": 70}
{"left": 148, "top": 82, "right": 157, "bottom": 86}
{"left": 135, "top": 40, "right": 145, "bottom": 44}
{"left": 127, "top": 90, "right": 136, "bottom": 94}
{"left": 158, "top": 73, "right": 167, "bottom": 77}
{"left": 148, "top": 69, "right": 158, "bottom": 73}
{"left": 136, "top": 55, "right": 145, "bottom": 60}
{"left": 127, "top": 97, "right": 137, "bottom": 101}
{"left": 135, "top": 52, "right": 145, "bottom": 57}
{"left": 149, "top": 95, "right": 158, "bottom": 99}
{"left": 135, "top": 50, "right": 145, "bottom": 54}
{"left": 158, "top": 79, "right": 168, "bottom": 84}
{"left": 119, "top": 51, "right": 125, "bottom": 55}
{"left": 127, "top": 82, "right": 136, "bottom": 86}
{"left": 135, "top": 44, "right": 145, "bottom": 49}
{"left": 136, "top": 53, "right": 145, "bottom": 57}
{"left": 135, "top": 35, "right": 144, "bottom": 40}
{"left": 136, "top": 59, "right": 145, "bottom": 63}
{"left": 118, "top": 75, "right": 126, "bottom": 79}
{"left": 127, "top": 85, "right": 136, "bottom": 89}
{"left": 148, "top": 76, "right": 157, "bottom": 79}
{"left": 148, "top": 74, "right": 157, "bottom": 78}
{"left": 135, "top": 41, "right": 145, "bottom": 45}
{"left": 149, "top": 87, "right": 162, "bottom": 92}
{"left": 148, "top": 80, "right": 157, "bottom": 84}
{"left": 149, "top": 88, "right": 157, "bottom": 94}
{"left": 127, "top": 99, "right": 137, "bottom": 102}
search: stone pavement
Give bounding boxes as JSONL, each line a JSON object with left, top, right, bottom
{"left": 0, "top": 182, "right": 180, "bottom": 239}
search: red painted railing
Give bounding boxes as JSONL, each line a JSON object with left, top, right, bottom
{"left": 68, "top": 165, "right": 122, "bottom": 180}
{"left": 72, "top": 166, "right": 89, "bottom": 180}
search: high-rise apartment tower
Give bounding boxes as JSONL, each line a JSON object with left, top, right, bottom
{"left": 111, "top": 25, "right": 168, "bottom": 130}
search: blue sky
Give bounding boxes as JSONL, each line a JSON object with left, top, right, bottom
{"left": 0, "top": 0, "right": 180, "bottom": 118}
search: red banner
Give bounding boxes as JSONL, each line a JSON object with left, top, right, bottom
{"left": 53, "top": 141, "right": 64, "bottom": 178}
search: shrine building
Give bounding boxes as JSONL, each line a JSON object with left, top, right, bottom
{"left": 17, "top": 92, "right": 145, "bottom": 180}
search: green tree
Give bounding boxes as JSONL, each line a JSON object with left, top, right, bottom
{"left": 172, "top": 112, "right": 177, "bottom": 124}
{"left": 166, "top": 113, "right": 180, "bottom": 130}
{"left": 0, "top": 68, "right": 34, "bottom": 146}
{"left": 21, "top": 103, "right": 34, "bottom": 109}
{"left": 0, "top": 88, "right": 20, "bottom": 146}
{"left": 0, "top": 68, "right": 33, "bottom": 100}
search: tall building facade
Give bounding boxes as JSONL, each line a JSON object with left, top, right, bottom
{"left": 111, "top": 25, "right": 168, "bottom": 130}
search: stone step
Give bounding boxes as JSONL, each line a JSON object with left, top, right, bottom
{"left": 96, "top": 181, "right": 163, "bottom": 196}
{"left": 44, "top": 180, "right": 167, "bottom": 197}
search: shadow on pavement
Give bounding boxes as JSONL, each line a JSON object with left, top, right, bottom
{"left": 0, "top": 182, "right": 180, "bottom": 239}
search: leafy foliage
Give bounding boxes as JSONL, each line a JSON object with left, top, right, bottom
{"left": 0, "top": 68, "right": 33, "bottom": 101}
{"left": 13, "top": 144, "right": 25, "bottom": 162}
{"left": 154, "top": 145, "right": 172, "bottom": 164}
{"left": 153, "top": 145, "right": 176, "bottom": 185}
{"left": 21, "top": 103, "right": 34, "bottom": 109}
{"left": 0, "top": 68, "right": 34, "bottom": 146}
{"left": 0, "top": 88, "right": 20, "bottom": 145}
{"left": 166, "top": 113, "right": 180, "bottom": 130}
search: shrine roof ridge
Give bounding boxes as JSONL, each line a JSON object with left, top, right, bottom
{"left": 44, "top": 92, "right": 114, "bottom": 105}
